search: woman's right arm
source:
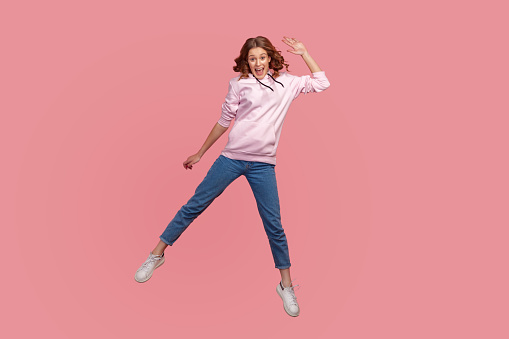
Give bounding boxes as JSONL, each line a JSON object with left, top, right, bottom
{"left": 183, "top": 78, "right": 238, "bottom": 170}
{"left": 183, "top": 122, "right": 229, "bottom": 170}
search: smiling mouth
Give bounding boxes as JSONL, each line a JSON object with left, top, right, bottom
{"left": 255, "top": 67, "right": 264, "bottom": 75}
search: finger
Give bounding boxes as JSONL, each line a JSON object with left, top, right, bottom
{"left": 283, "top": 36, "right": 294, "bottom": 43}
{"left": 281, "top": 39, "right": 293, "bottom": 46}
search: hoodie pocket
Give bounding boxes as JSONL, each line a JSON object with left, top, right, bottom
{"left": 225, "top": 120, "right": 276, "bottom": 156}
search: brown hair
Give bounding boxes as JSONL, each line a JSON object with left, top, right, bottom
{"left": 233, "top": 36, "right": 290, "bottom": 80}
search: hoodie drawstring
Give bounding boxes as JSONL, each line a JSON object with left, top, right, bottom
{"left": 254, "top": 73, "right": 285, "bottom": 92}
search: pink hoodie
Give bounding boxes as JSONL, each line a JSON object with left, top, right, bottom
{"left": 218, "top": 70, "right": 330, "bottom": 165}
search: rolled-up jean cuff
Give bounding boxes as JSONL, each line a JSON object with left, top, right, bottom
{"left": 159, "top": 235, "right": 173, "bottom": 246}
{"left": 276, "top": 264, "right": 291, "bottom": 269}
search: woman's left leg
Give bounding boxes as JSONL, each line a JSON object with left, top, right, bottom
{"left": 244, "top": 161, "right": 292, "bottom": 287}
{"left": 245, "top": 161, "right": 300, "bottom": 317}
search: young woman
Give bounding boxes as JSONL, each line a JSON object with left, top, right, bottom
{"left": 134, "top": 36, "right": 330, "bottom": 317}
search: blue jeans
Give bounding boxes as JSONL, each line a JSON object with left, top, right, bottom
{"left": 159, "top": 155, "right": 291, "bottom": 269}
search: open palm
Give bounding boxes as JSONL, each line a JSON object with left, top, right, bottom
{"left": 282, "top": 36, "right": 308, "bottom": 55}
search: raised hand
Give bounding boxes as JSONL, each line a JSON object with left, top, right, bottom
{"left": 282, "top": 36, "right": 308, "bottom": 56}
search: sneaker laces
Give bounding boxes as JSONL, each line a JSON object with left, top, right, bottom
{"left": 282, "top": 279, "right": 301, "bottom": 306}
{"left": 140, "top": 253, "right": 162, "bottom": 271}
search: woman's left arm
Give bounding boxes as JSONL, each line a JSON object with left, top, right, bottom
{"left": 283, "top": 36, "right": 330, "bottom": 97}
{"left": 282, "top": 36, "right": 322, "bottom": 73}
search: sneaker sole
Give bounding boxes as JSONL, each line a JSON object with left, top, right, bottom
{"left": 134, "top": 257, "right": 165, "bottom": 283}
{"left": 276, "top": 284, "right": 300, "bottom": 317}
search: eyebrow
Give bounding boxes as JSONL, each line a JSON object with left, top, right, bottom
{"left": 249, "top": 53, "right": 268, "bottom": 57}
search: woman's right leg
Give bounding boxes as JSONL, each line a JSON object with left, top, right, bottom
{"left": 157, "top": 155, "right": 242, "bottom": 252}
{"left": 135, "top": 155, "right": 242, "bottom": 283}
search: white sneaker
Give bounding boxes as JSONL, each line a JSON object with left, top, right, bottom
{"left": 276, "top": 280, "right": 300, "bottom": 317}
{"left": 134, "top": 252, "right": 165, "bottom": 283}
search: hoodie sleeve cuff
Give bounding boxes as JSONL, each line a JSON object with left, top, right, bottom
{"left": 218, "top": 117, "right": 231, "bottom": 128}
{"left": 312, "top": 71, "right": 326, "bottom": 77}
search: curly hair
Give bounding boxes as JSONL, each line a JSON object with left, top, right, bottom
{"left": 233, "top": 36, "right": 290, "bottom": 80}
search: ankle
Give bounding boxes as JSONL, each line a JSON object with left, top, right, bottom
{"left": 151, "top": 251, "right": 164, "bottom": 256}
{"left": 281, "top": 280, "right": 292, "bottom": 288}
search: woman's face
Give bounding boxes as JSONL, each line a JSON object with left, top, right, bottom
{"left": 247, "top": 47, "right": 271, "bottom": 79}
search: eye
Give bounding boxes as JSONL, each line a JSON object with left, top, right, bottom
{"left": 261, "top": 56, "right": 265, "bottom": 60}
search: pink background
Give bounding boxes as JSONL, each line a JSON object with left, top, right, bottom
{"left": 2, "top": 0, "right": 508, "bottom": 338}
